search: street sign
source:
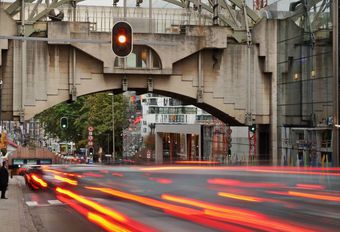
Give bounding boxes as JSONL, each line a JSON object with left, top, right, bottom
{"left": 147, "top": 150, "right": 151, "bottom": 159}
{"left": 88, "top": 126, "right": 94, "bottom": 148}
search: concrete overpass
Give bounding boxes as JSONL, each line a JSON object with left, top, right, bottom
{"left": 0, "top": 0, "right": 280, "bottom": 160}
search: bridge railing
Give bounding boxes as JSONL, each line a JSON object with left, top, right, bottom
{"left": 2, "top": 2, "right": 213, "bottom": 34}
{"left": 60, "top": 5, "right": 212, "bottom": 33}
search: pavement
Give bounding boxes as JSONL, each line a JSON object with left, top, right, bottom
{"left": 0, "top": 176, "right": 37, "bottom": 232}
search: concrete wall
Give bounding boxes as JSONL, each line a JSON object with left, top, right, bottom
{"left": 4, "top": 20, "right": 276, "bottom": 128}
{"left": 0, "top": 9, "right": 16, "bottom": 120}
{"left": 0, "top": 8, "right": 16, "bottom": 65}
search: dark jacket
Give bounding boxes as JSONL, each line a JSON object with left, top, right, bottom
{"left": 0, "top": 166, "right": 9, "bottom": 190}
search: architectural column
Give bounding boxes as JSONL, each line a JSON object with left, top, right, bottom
{"left": 187, "top": 134, "right": 191, "bottom": 160}
{"left": 155, "top": 131, "right": 163, "bottom": 164}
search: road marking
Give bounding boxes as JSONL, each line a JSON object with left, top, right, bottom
{"left": 26, "top": 200, "right": 64, "bottom": 207}
{"left": 47, "top": 200, "right": 63, "bottom": 205}
{"left": 26, "top": 201, "right": 38, "bottom": 207}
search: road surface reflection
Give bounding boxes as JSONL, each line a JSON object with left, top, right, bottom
{"left": 28, "top": 165, "right": 340, "bottom": 231}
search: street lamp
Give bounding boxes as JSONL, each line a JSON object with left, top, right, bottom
{"left": 108, "top": 92, "right": 115, "bottom": 161}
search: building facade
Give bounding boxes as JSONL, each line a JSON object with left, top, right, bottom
{"left": 141, "top": 93, "right": 250, "bottom": 162}
{"left": 272, "top": 0, "right": 337, "bottom": 166}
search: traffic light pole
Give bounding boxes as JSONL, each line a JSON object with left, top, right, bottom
{"left": 248, "top": 130, "right": 256, "bottom": 163}
{"left": 123, "top": 0, "right": 127, "bottom": 19}
{"left": 111, "top": 93, "right": 115, "bottom": 161}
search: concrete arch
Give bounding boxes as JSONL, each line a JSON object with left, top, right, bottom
{"left": 27, "top": 82, "right": 242, "bottom": 126}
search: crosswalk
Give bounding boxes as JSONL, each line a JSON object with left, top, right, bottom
{"left": 26, "top": 199, "right": 64, "bottom": 207}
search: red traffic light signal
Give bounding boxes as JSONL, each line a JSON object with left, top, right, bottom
{"left": 112, "top": 21, "right": 133, "bottom": 57}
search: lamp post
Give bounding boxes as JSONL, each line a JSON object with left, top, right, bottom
{"left": 108, "top": 92, "right": 115, "bottom": 161}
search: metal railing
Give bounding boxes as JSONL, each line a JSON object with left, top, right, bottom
{"left": 61, "top": 5, "right": 212, "bottom": 33}
{"left": 2, "top": 2, "right": 213, "bottom": 34}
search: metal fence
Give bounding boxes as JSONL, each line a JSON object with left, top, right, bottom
{"left": 3, "top": 2, "right": 213, "bottom": 34}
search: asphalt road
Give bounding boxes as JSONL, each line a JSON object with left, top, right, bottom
{"left": 21, "top": 164, "right": 340, "bottom": 232}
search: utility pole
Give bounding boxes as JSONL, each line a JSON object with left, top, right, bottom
{"left": 108, "top": 93, "right": 115, "bottom": 161}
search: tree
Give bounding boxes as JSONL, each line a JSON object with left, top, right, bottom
{"left": 36, "top": 92, "right": 129, "bottom": 155}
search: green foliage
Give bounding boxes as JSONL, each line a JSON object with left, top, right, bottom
{"left": 36, "top": 93, "right": 129, "bottom": 153}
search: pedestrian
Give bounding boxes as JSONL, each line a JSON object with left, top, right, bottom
{"left": 0, "top": 160, "right": 9, "bottom": 199}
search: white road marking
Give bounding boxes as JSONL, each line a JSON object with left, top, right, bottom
{"left": 26, "top": 201, "right": 38, "bottom": 207}
{"left": 26, "top": 200, "right": 64, "bottom": 207}
{"left": 47, "top": 200, "right": 63, "bottom": 205}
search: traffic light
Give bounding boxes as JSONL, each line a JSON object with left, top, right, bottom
{"left": 249, "top": 124, "right": 256, "bottom": 133}
{"left": 112, "top": 21, "right": 133, "bottom": 57}
{"left": 88, "top": 147, "right": 94, "bottom": 156}
{"left": 60, "top": 117, "right": 68, "bottom": 129}
{"left": 113, "top": 0, "right": 119, "bottom": 6}
{"left": 136, "top": 0, "right": 143, "bottom": 7}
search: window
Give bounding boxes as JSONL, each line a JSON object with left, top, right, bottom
{"left": 114, "top": 45, "right": 162, "bottom": 69}
{"left": 149, "top": 98, "right": 158, "bottom": 106}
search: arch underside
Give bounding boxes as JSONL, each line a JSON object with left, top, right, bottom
{"left": 84, "top": 88, "right": 243, "bottom": 126}
{"left": 148, "top": 89, "right": 244, "bottom": 126}
{"left": 28, "top": 85, "right": 243, "bottom": 126}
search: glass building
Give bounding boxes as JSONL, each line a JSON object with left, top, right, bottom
{"left": 272, "top": 0, "right": 338, "bottom": 166}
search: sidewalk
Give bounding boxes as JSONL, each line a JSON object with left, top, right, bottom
{"left": 0, "top": 176, "right": 37, "bottom": 232}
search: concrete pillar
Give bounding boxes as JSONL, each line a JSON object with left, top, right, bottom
{"left": 155, "top": 131, "right": 163, "bottom": 164}
{"left": 183, "top": 133, "right": 187, "bottom": 160}
{"left": 198, "top": 127, "right": 202, "bottom": 160}
{"left": 187, "top": 134, "right": 191, "bottom": 160}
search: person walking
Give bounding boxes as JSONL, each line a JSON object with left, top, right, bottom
{"left": 0, "top": 160, "right": 9, "bottom": 199}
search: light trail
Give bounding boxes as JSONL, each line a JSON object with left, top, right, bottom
{"left": 31, "top": 174, "right": 48, "bottom": 188}
{"left": 87, "top": 212, "right": 131, "bottom": 232}
{"left": 208, "top": 178, "right": 285, "bottom": 188}
{"left": 54, "top": 175, "right": 78, "bottom": 186}
{"left": 148, "top": 177, "right": 173, "bottom": 184}
{"left": 288, "top": 191, "right": 340, "bottom": 202}
{"left": 175, "top": 161, "right": 221, "bottom": 164}
{"left": 204, "top": 209, "right": 316, "bottom": 232}
{"left": 295, "top": 184, "right": 325, "bottom": 190}
{"left": 56, "top": 187, "right": 158, "bottom": 232}
{"left": 85, "top": 187, "right": 201, "bottom": 216}
{"left": 56, "top": 187, "right": 127, "bottom": 222}
{"left": 44, "top": 168, "right": 83, "bottom": 178}
{"left": 217, "top": 192, "right": 263, "bottom": 202}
